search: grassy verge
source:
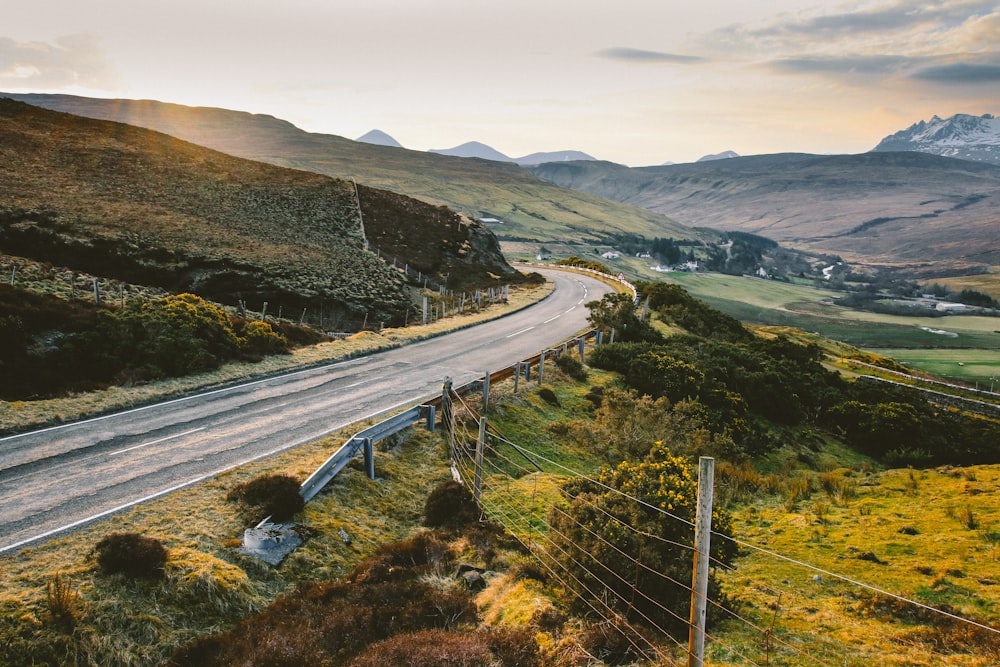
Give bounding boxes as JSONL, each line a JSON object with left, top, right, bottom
{"left": 0, "top": 423, "right": 454, "bottom": 666}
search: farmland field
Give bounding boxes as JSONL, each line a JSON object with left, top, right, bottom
{"left": 868, "top": 348, "right": 1000, "bottom": 387}
{"left": 644, "top": 271, "right": 1000, "bottom": 384}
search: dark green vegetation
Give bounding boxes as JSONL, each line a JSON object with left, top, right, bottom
{"left": 0, "top": 98, "right": 521, "bottom": 333}
{"left": 226, "top": 473, "right": 306, "bottom": 524}
{"left": 1, "top": 93, "right": 693, "bottom": 246}
{"left": 588, "top": 282, "right": 1000, "bottom": 467}
{"left": 548, "top": 453, "right": 739, "bottom": 637}
{"left": 529, "top": 153, "right": 1000, "bottom": 277}
{"left": 0, "top": 287, "right": 303, "bottom": 399}
{"left": 92, "top": 533, "right": 169, "bottom": 579}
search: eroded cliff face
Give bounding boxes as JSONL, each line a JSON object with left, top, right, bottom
{"left": 356, "top": 184, "right": 518, "bottom": 289}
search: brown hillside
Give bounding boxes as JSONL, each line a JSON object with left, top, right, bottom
{"left": 530, "top": 153, "right": 1000, "bottom": 276}
{"left": 0, "top": 93, "right": 693, "bottom": 244}
{"left": 0, "top": 99, "right": 514, "bottom": 327}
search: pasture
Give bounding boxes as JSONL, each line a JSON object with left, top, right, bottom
{"left": 648, "top": 271, "right": 1000, "bottom": 384}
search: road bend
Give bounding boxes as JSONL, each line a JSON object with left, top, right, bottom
{"left": 0, "top": 269, "right": 615, "bottom": 554}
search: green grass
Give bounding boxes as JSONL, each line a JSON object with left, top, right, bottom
{"left": 714, "top": 465, "right": 1000, "bottom": 666}
{"left": 868, "top": 348, "right": 1000, "bottom": 386}
{"left": 474, "top": 358, "right": 1000, "bottom": 666}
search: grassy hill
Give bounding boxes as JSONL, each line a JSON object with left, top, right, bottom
{"left": 0, "top": 93, "right": 695, "bottom": 246}
{"left": 529, "top": 152, "right": 1000, "bottom": 278}
{"left": 0, "top": 98, "right": 520, "bottom": 328}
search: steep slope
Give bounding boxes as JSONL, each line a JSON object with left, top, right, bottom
{"left": 530, "top": 152, "right": 1000, "bottom": 273}
{"left": 872, "top": 113, "right": 1000, "bottom": 165}
{"left": 0, "top": 93, "right": 692, "bottom": 244}
{"left": 0, "top": 99, "right": 513, "bottom": 327}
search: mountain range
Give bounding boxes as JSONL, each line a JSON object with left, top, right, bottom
{"left": 3, "top": 92, "right": 997, "bottom": 280}
{"left": 871, "top": 113, "right": 1000, "bottom": 165}
{"left": 529, "top": 152, "right": 1000, "bottom": 274}
{"left": 355, "top": 132, "right": 599, "bottom": 166}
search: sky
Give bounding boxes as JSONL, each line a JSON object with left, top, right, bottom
{"left": 2, "top": 0, "right": 998, "bottom": 166}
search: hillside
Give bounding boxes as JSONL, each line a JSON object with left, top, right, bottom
{"left": 0, "top": 93, "right": 692, "bottom": 245}
{"left": 529, "top": 152, "right": 1000, "bottom": 276}
{"left": 0, "top": 98, "right": 518, "bottom": 328}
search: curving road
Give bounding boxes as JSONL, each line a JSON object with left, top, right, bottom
{"left": 0, "top": 268, "right": 614, "bottom": 554}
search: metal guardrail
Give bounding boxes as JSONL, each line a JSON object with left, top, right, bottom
{"left": 298, "top": 328, "right": 600, "bottom": 503}
{"left": 300, "top": 404, "right": 436, "bottom": 502}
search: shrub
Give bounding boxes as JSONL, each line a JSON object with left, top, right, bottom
{"left": 548, "top": 454, "right": 738, "bottom": 637}
{"left": 423, "top": 481, "right": 479, "bottom": 529}
{"left": 92, "top": 532, "right": 168, "bottom": 578}
{"left": 227, "top": 473, "right": 304, "bottom": 522}
{"left": 347, "top": 629, "right": 492, "bottom": 667}
{"left": 578, "top": 618, "right": 649, "bottom": 666}
{"left": 554, "top": 353, "right": 588, "bottom": 381}
{"left": 45, "top": 573, "right": 81, "bottom": 632}
{"left": 537, "top": 387, "right": 559, "bottom": 405}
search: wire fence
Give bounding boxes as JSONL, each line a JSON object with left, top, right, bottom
{"left": 3, "top": 253, "right": 516, "bottom": 335}
{"left": 441, "top": 379, "right": 1000, "bottom": 666}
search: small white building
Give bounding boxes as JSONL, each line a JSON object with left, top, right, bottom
{"left": 935, "top": 302, "right": 971, "bottom": 313}
{"left": 601, "top": 251, "right": 620, "bottom": 259}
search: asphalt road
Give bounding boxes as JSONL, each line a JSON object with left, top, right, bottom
{"left": 0, "top": 268, "right": 615, "bottom": 554}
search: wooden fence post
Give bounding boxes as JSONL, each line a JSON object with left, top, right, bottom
{"left": 688, "top": 456, "right": 715, "bottom": 666}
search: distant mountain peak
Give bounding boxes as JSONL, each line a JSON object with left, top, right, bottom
{"left": 514, "top": 150, "right": 596, "bottom": 166}
{"left": 697, "top": 150, "right": 739, "bottom": 162}
{"left": 429, "top": 141, "right": 513, "bottom": 162}
{"left": 871, "top": 113, "right": 1000, "bottom": 165}
{"left": 356, "top": 129, "right": 403, "bottom": 148}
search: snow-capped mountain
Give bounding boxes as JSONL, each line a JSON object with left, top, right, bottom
{"left": 871, "top": 113, "right": 1000, "bottom": 165}
{"left": 696, "top": 150, "right": 739, "bottom": 162}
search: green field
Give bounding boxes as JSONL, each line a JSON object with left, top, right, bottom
{"left": 868, "top": 348, "right": 1000, "bottom": 387}
{"left": 637, "top": 271, "right": 1000, "bottom": 384}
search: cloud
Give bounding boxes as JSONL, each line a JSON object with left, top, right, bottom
{"left": 0, "top": 34, "right": 121, "bottom": 89}
{"left": 767, "top": 54, "right": 920, "bottom": 78}
{"left": 595, "top": 47, "right": 705, "bottom": 64}
{"left": 739, "top": 0, "right": 997, "bottom": 44}
{"left": 912, "top": 61, "right": 1000, "bottom": 83}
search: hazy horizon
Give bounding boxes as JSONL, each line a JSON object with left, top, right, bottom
{"left": 3, "top": 0, "right": 998, "bottom": 166}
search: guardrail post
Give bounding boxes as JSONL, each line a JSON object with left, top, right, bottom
{"left": 596, "top": 330, "right": 603, "bottom": 345}
{"left": 688, "top": 456, "right": 715, "bottom": 666}
{"left": 442, "top": 377, "right": 453, "bottom": 433}
{"left": 363, "top": 438, "right": 375, "bottom": 480}
{"left": 610, "top": 327, "right": 616, "bottom": 344}
{"left": 425, "top": 405, "right": 436, "bottom": 432}
{"left": 538, "top": 350, "right": 545, "bottom": 385}
{"left": 474, "top": 417, "right": 486, "bottom": 503}
{"left": 513, "top": 362, "right": 520, "bottom": 393}
{"left": 578, "top": 337, "right": 585, "bottom": 361}
{"left": 482, "top": 370, "right": 490, "bottom": 412}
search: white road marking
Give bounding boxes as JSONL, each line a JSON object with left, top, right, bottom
{"left": 506, "top": 327, "right": 535, "bottom": 338}
{"left": 0, "top": 356, "right": 372, "bottom": 443}
{"left": 109, "top": 427, "right": 205, "bottom": 456}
